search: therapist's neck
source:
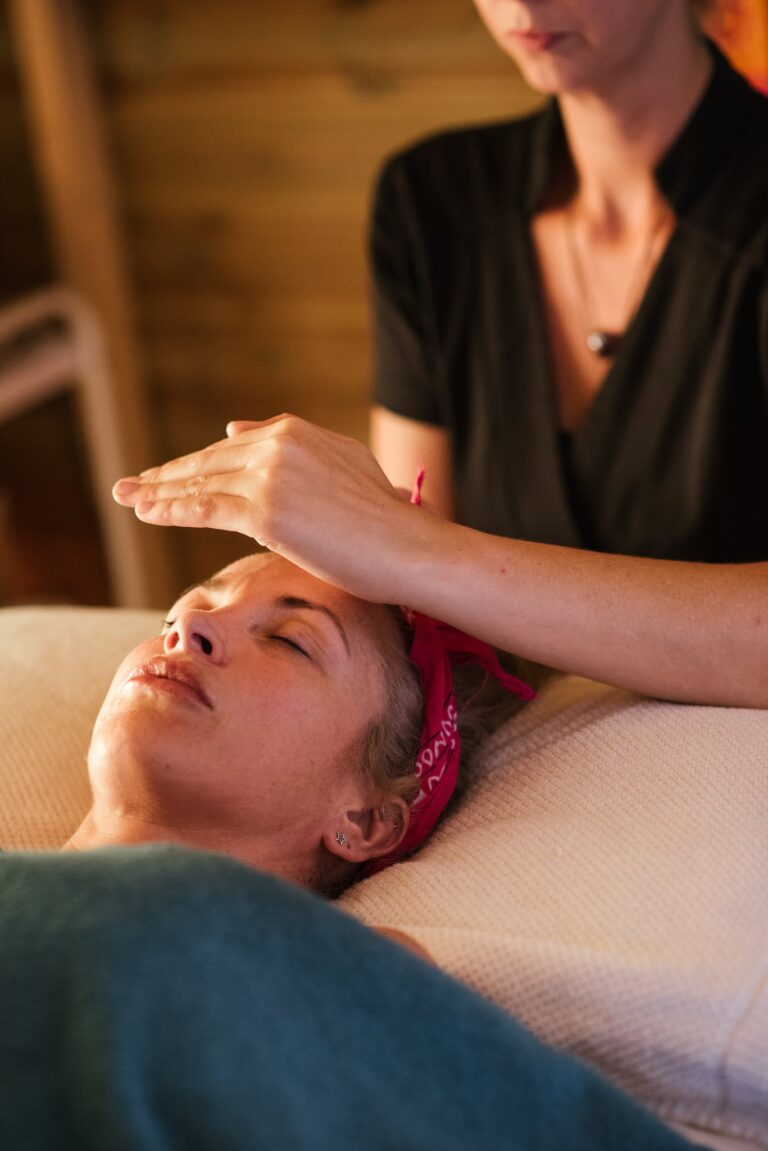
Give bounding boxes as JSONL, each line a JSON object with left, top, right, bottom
{"left": 558, "top": 27, "right": 712, "bottom": 228}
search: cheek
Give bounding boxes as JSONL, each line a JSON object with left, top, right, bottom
{"left": 576, "top": 0, "right": 661, "bottom": 52}
{"left": 227, "top": 689, "right": 342, "bottom": 760}
{"left": 222, "top": 683, "right": 362, "bottom": 790}
{"left": 209, "top": 704, "right": 349, "bottom": 824}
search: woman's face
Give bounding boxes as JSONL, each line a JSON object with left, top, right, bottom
{"left": 88, "top": 554, "right": 396, "bottom": 856}
{"left": 471, "top": 0, "right": 695, "bottom": 95}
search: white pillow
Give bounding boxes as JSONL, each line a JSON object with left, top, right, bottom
{"left": 1, "top": 606, "right": 765, "bottom": 1150}
{"left": 0, "top": 606, "right": 158, "bottom": 849}
{"left": 340, "top": 676, "right": 768, "bottom": 1149}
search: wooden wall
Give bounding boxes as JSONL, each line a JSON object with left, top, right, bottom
{"left": 0, "top": 0, "right": 540, "bottom": 603}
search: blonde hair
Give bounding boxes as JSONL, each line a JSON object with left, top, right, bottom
{"left": 357, "top": 607, "right": 423, "bottom": 805}
{"left": 358, "top": 609, "right": 542, "bottom": 803}
{"left": 317, "top": 608, "right": 541, "bottom": 896}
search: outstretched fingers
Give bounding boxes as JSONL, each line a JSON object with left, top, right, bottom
{"left": 130, "top": 485, "right": 257, "bottom": 538}
{"left": 114, "top": 470, "right": 223, "bottom": 507}
{"left": 116, "top": 416, "right": 306, "bottom": 495}
{"left": 113, "top": 452, "right": 267, "bottom": 534}
{"left": 135, "top": 439, "right": 248, "bottom": 486}
{"left": 110, "top": 414, "right": 413, "bottom": 601}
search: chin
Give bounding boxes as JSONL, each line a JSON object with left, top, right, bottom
{"left": 87, "top": 709, "right": 173, "bottom": 793}
{"left": 515, "top": 56, "right": 587, "bottom": 96}
{"left": 498, "top": 33, "right": 596, "bottom": 97}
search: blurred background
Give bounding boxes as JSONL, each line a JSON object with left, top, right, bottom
{"left": 0, "top": 0, "right": 766, "bottom": 609}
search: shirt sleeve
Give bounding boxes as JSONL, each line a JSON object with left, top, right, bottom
{"left": 368, "top": 155, "right": 445, "bottom": 426}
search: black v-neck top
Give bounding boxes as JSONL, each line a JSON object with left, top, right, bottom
{"left": 370, "top": 46, "right": 768, "bottom": 562}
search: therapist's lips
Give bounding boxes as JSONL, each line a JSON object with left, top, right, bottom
{"left": 507, "top": 31, "right": 565, "bottom": 52}
{"left": 126, "top": 659, "right": 213, "bottom": 709}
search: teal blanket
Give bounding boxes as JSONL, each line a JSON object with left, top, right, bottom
{"left": 0, "top": 846, "right": 700, "bottom": 1150}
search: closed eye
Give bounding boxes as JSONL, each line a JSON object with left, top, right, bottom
{"left": 272, "top": 635, "right": 310, "bottom": 659}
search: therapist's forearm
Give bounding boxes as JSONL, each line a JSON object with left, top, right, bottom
{"left": 395, "top": 517, "right": 768, "bottom": 708}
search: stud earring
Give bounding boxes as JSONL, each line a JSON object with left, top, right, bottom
{"left": 335, "top": 831, "right": 347, "bottom": 848}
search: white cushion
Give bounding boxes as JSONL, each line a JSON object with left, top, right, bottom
{"left": 340, "top": 677, "right": 768, "bottom": 1150}
{"left": 0, "top": 606, "right": 158, "bottom": 849}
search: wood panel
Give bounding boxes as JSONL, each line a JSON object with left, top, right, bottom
{"left": 97, "top": 2, "right": 539, "bottom": 588}
{"left": 0, "top": 19, "right": 51, "bottom": 300}
{"left": 86, "top": 0, "right": 519, "bottom": 82}
{"left": 1, "top": 0, "right": 540, "bottom": 598}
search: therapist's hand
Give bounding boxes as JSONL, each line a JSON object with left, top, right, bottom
{"left": 112, "top": 415, "right": 436, "bottom": 603}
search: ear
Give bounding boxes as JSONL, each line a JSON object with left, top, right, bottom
{"left": 323, "top": 797, "right": 410, "bottom": 865}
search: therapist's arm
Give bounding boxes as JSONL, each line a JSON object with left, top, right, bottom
{"left": 115, "top": 415, "right": 768, "bottom": 710}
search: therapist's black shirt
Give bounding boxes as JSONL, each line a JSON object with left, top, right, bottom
{"left": 370, "top": 46, "right": 768, "bottom": 562}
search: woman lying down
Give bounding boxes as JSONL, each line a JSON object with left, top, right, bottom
{"left": 0, "top": 552, "right": 706, "bottom": 1151}
{"left": 64, "top": 548, "right": 533, "bottom": 911}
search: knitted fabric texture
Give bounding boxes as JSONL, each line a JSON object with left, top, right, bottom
{"left": 341, "top": 676, "right": 768, "bottom": 1150}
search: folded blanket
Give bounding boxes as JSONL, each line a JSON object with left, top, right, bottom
{"left": 0, "top": 845, "right": 703, "bottom": 1151}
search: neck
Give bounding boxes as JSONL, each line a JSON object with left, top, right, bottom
{"left": 558, "top": 27, "right": 712, "bottom": 231}
{"left": 63, "top": 806, "right": 316, "bottom": 887}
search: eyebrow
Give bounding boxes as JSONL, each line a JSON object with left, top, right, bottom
{"left": 274, "top": 595, "right": 351, "bottom": 657}
{"left": 172, "top": 575, "right": 227, "bottom": 602}
{"left": 173, "top": 580, "right": 352, "bottom": 657}
{"left": 200, "top": 575, "right": 228, "bottom": 594}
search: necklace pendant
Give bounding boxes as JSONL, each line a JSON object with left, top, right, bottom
{"left": 586, "top": 330, "right": 622, "bottom": 358}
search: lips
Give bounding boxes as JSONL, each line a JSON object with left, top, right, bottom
{"left": 508, "top": 30, "right": 564, "bottom": 51}
{"left": 127, "top": 659, "right": 213, "bottom": 709}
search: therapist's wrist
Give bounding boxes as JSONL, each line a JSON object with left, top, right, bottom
{"left": 389, "top": 507, "right": 466, "bottom": 616}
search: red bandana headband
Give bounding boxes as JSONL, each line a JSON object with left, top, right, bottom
{"left": 366, "top": 470, "right": 535, "bottom": 875}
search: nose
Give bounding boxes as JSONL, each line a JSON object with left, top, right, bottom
{"left": 163, "top": 610, "right": 224, "bottom": 662}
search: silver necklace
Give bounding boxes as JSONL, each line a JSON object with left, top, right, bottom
{"left": 564, "top": 207, "right": 664, "bottom": 359}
